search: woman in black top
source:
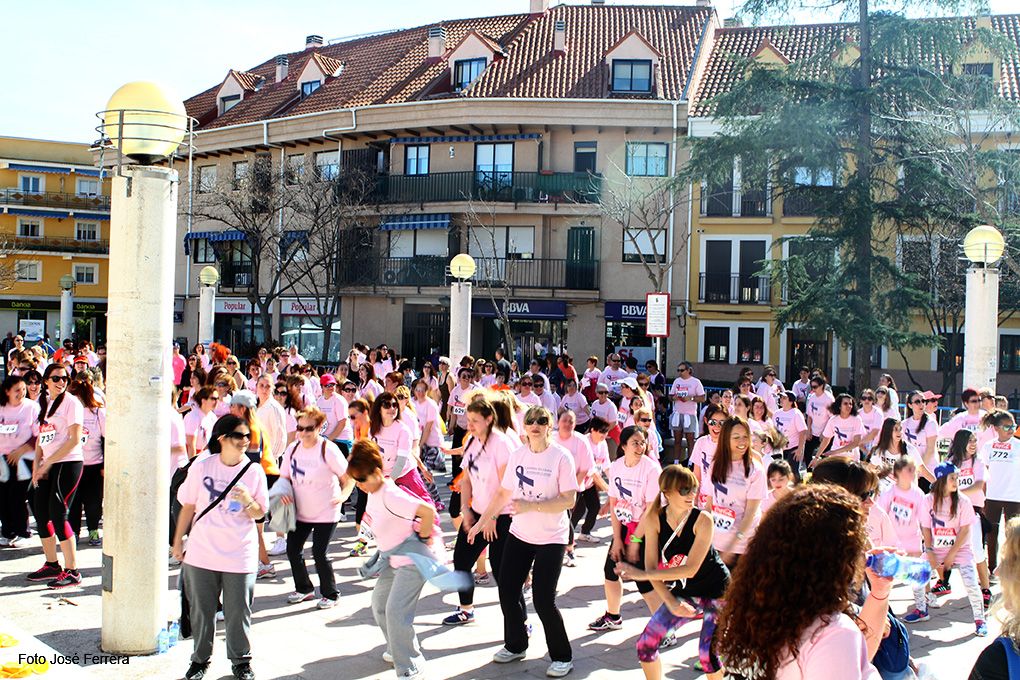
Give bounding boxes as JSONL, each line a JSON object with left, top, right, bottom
{"left": 616, "top": 464, "right": 729, "bottom": 680}
{"left": 970, "top": 517, "right": 1020, "bottom": 680}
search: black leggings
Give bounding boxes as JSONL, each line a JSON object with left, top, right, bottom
{"left": 68, "top": 462, "right": 103, "bottom": 536}
{"left": 0, "top": 467, "right": 31, "bottom": 540}
{"left": 603, "top": 523, "right": 654, "bottom": 594}
{"left": 449, "top": 426, "right": 467, "bottom": 518}
{"left": 287, "top": 520, "right": 338, "bottom": 600}
{"left": 452, "top": 513, "right": 514, "bottom": 606}
{"left": 568, "top": 486, "right": 601, "bottom": 542}
{"left": 355, "top": 488, "right": 368, "bottom": 527}
{"left": 33, "top": 461, "right": 83, "bottom": 541}
{"left": 498, "top": 534, "right": 571, "bottom": 663}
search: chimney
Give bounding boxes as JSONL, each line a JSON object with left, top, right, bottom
{"left": 976, "top": 14, "right": 992, "bottom": 30}
{"left": 275, "top": 55, "right": 290, "bottom": 82}
{"left": 554, "top": 20, "right": 566, "bottom": 53}
{"left": 305, "top": 34, "right": 323, "bottom": 50}
{"left": 428, "top": 26, "right": 447, "bottom": 60}
{"left": 696, "top": 0, "right": 711, "bottom": 6}
{"left": 530, "top": 0, "right": 548, "bottom": 13}
{"left": 591, "top": 0, "right": 605, "bottom": 5}
{"left": 723, "top": 15, "right": 742, "bottom": 27}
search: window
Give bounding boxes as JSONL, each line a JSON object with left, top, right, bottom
{"left": 301, "top": 80, "right": 321, "bottom": 97}
{"left": 625, "top": 143, "right": 668, "bottom": 177}
{"left": 704, "top": 327, "right": 729, "bottom": 363}
{"left": 937, "top": 332, "right": 964, "bottom": 373}
{"left": 315, "top": 151, "right": 339, "bottom": 181}
{"left": 793, "top": 165, "right": 834, "bottom": 187}
{"left": 1002, "top": 335, "right": 1020, "bottom": 373}
{"left": 191, "top": 238, "right": 216, "bottom": 264}
{"left": 198, "top": 165, "right": 217, "bottom": 193}
{"left": 73, "top": 264, "right": 98, "bottom": 285}
{"left": 76, "top": 178, "right": 100, "bottom": 196}
{"left": 220, "top": 94, "right": 240, "bottom": 113}
{"left": 388, "top": 229, "right": 449, "bottom": 258}
{"left": 75, "top": 222, "right": 99, "bottom": 241}
{"left": 405, "top": 145, "right": 430, "bottom": 175}
{"left": 16, "top": 219, "right": 41, "bottom": 238}
{"left": 963, "top": 62, "right": 994, "bottom": 78}
{"left": 475, "top": 143, "right": 513, "bottom": 191}
{"left": 286, "top": 154, "right": 305, "bottom": 184}
{"left": 623, "top": 228, "right": 666, "bottom": 264}
{"left": 574, "top": 142, "right": 597, "bottom": 174}
{"left": 454, "top": 57, "right": 486, "bottom": 91}
{"left": 15, "top": 261, "right": 41, "bottom": 282}
{"left": 870, "top": 345, "right": 884, "bottom": 369}
{"left": 737, "top": 327, "right": 765, "bottom": 364}
{"left": 19, "top": 175, "right": 42, "bottom": 193}
{"left": 612, "top": 59, "right": 652, "bottom": 93}
{"left": 467, "top": 226, "right": 535, "bottom": 259}
{"left": 700, "top": 238, "right": 769, "bottom": 303}
{"left": 232, "top": 161, "right": 249, "bottom": 190}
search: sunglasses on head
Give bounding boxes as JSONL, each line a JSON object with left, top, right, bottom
{"left": 525, "top": 416, "right": 550, "bottom": 426}
{"left": 295, "top": 425, "right": 317, "bottom": 433}
{"left": 224, "top": 431, "right": 251, "bottom": 441}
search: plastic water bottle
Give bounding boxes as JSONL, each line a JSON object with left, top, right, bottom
{"left": 157, "top": 628, "right": 170, "bottom": 654}
{"left": 168, "top": 621, "right": 180, "bottom": 648}
{"left": 866, "top": 553, "right": 932, "bottom": 585}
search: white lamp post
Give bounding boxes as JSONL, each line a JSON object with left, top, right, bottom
{"left": 58, "top": 274, "right": 75, "bottom": 343}
{"left": 98, "top": 81, "right": 190, "bottom": 654}
{"left": 448, "top": 253, "right": 476, "bottom": 365}
{"left": 197, "top": 265, "right": 219, "bottom": 345}
{"left": 962, "top": 225, "right": 1006, "bottom": 394}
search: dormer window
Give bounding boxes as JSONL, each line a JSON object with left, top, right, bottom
{"left": 612, "top": 59, "right": 652, "bottom": 93}
{"left": 220, "top": 95, "right": 240, "bottom": 113}
{"left": 454, "top": 58, "right": 487, "bottom": 91}
{"left": 963, "top": 62, "right": 994, "bottom": 78}
{"left": 301, "top": 80, "right": 321, "bottom": 97}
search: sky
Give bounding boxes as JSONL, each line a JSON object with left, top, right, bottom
{"left": 1, "top": 0, "right": 1013, "bottom": 143}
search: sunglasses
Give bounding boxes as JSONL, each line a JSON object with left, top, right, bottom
{"left": 1004, "top": 425, "right": 1018, "bottom": 432}
{"left": 639, "top": 418, "right": 652, "bottom": 423}
{"left": 925, "top": 399, "right": 938, "bottom": 404}
{"left": 380, "top": 402, "right": 398, "bottom": 409}
{"left": 48, "top": 375, "right": 69, "bottom": 383}
{"left": 707, "top": 419, "right": 723, "bottom": 427}
{"left": 342, "top": 387, "right": 356, "bottom": 393}
{"left": 224, "top": 431, "right": 251, "bottom": 441}
{"left": 227, "top": 361, "right": 238, "bottom": 366}
{"left": 858, "top": 490, "right": 875, "bottom": 502}
{"left": 810, "top": 383, "right": 821, "bottom": 389}
{"left": 967, "top": 399, "right": 980, "bottom": 404}
{"left": 520, "top": 382, "right": 533, "bottom": 387}
{"left": 26, "top": 380, "right": 40, "bottom": 386}
{"left": 215, "top": 381, "right": 229, "bottom": 387}
{"left": 295, "top": 425, "right": 317, "bottom": 433}
{"left": 351, "top": 475, "right": 368, "bottom": 484}
{"left": 525, "top": 416, "right": 550, "bottom": 426}
{"left": 910, "top": 400, "right": 924, "bottom": 406}
{"left": 274, "top": 390, "right": 288, "bottom": 396}
{"left": 860, "top": 396, "right": 874, "bottom": 401}
{"left": 596, "top": 391, "right": 608, "bottom": 395}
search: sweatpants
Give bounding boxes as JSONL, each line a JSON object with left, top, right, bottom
{"left": 68, "top": 462, "right": 103, "bottom": 536}
{"left": 287, "top": 521, "right": 338, "bottom": 600}
{"left": 636, "top": 597, "right": 723, "bottom": 671}
{"left": 498, "top": 534, "right": 571, "bottom": 663}
{"left": 452, "top": 514, "right": 513, "bottom": 607}
{"left": 182, "top": 564, "right": 256, "bottom": 666}
{"left": 371, "top": 564, "right": 427, "bottom": 677}
{"left": 568, "top": 486, "right": 601, "bottom": 541}
{"left": 984, "top": 499, "right": 1020, "bottom": 571}
{"left": 33, "top": 461, "right": 83, "bottom": 541}
{"left": 0, "top": 469, "right": 31, "bottom": 540}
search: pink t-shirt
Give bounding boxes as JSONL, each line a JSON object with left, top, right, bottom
{"left": 761, "top": 488, "right": 790, "bottom": 515}
{"left": 557, "top": 431, "right": 595, "bottom": 489}
{"left": 755, "top": 379, "right": 785, "bottom": 414}
{"left": 81, "top": 406, "right": 106, "bottom": 466}
{"left": 775, "top": 613, "right": 880, "bottom": 680}
{"left": 448, "top": 383, "right": 474, "bottom": 429}
{"left": 500, "top": 441, "right": 578, "bottom": 545}
{"left": 316, "top": 393, "right": 349, "bottom": 440}
{"left": 939, "top": 411, "right": 985, "bottom": 440}
{"left": 364, "top": 478, "right": 433, "bottom": 568}
{"left": 956, "top": 453, "right": 987, "bottom": 507}
{"left": 921, "top": 492, "right": 976, "bottom": 563}
{"left": 413, "top": 397, "right": 443, "bottom": 448}
{"left": 807, "top": 391, "right": 835, "bottom": 437}
{"left": 36, "top": 393, "right": 85, "bottom": 464}
{"left": 177, "top": 454, "right": 269, "bottom": 573}
{"left": 517, "top": 391, "right": 542, "bottom": 409}
{"left": 184, "top": 408, "right": 217, "bottom": 454}
{"left": 280, "top": 438, "right": 349, "bottom": 523}
{"left": 590, "top": 399, "right": 618, "bottom": 426}
{"left": 670, "top": 377, "right": 705, "bottom": 416}
{"left": 464, "top": 429, "right": 515, "bottom": 516}
{"left": 877, "top": 484, "right": 925, "bottom": 553}
{"left": 822, "top": 415, "right": 866, "bottom": 457}
{"left": 902, "top": 416, "right": 939, "bottom": 467}
{"left": 359, "top": 380, "right": 383, "bottom": 402}
{"left": 0, "top": 400, "right": 41, "bottom": 457}
{"left": 589, "top": 436, "right": 610, "bottom": 474}
{"left": 773, "top": 408, "right": 808, "bottom": 450}
{"left": 607, "top": 454, "right": 662, "bottom": 526}
{"left": 559, "top": 392, "right": 590, "bottom": 424}
{"left": 858, "top": 408, "right": 884, "bottom": 443}
{"left": 866, "top": 503, "right": 897, "bottom": 550}
{"left": 705, "top": 458, "right": 767, "bottom": 554}
{"left": 372, "top": 420, "right": 414, "bottom": 478}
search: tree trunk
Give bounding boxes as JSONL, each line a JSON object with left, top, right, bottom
{"left": 851, "top": 0, "right": 874, "bottom": 392}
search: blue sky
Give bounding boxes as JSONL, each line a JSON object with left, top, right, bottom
{"left": 0, "top": 0, "right": 1011, "bottom": 142}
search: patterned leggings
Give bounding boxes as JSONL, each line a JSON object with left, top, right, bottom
{"left": 948, "top": 559, "right": 985, "bottom": 621}
{"left": 636, "top": 596, "right": 722, "bottom": 670}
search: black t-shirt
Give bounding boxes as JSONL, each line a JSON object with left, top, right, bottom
{"left": 969, "top": 639, "right": 1010, "bottom": 680}
{"left": 659, "top": 507, "right": 729, "bottom": 599}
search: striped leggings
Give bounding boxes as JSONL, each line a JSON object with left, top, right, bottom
{"left": 637, "top": 596, "right": 722, "bottom": 671}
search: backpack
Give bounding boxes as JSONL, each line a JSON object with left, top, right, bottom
{"left": 872, "top": 611, "right": 910, "bottom": 674}
{"left": 169, "top": 458, "right": 195, "bottom": 545}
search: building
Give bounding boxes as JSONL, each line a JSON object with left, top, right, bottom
{"left": 0, "top": 136, "right": 111, "bottom": 345}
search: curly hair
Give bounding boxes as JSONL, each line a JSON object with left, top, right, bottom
{"left": 715, "top": 485, "right": 867, "bottom": 678}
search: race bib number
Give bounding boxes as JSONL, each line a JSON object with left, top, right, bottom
{"left": 0, "top": 424, "right": 18, "bottom": 435}
{"left": 80, "top": 427, "right": 90, "bottom": 446}
{"left": 958, "top": 467, "right": 975, "bottom": 489}
{"left": 611, "top": 381, "right": 621, "bottom": 392}
{"left": 614, "top": 501, "right": 635, "bottom": 523}
{"left": 452, "top": 405, "right": 466, "bottom": 417}
{"left": 933, "top": 527, "right": 957, "bottom": 549}
{"left": 617, "top": 411, "right": 628, "bottom": 425}
{"left": 38, "top": 424, "right": 56, "bottom": 447}
{"left": 889, "top": 499, "right": 913, "bottom": 524}
{"left": 697, "top": 492, "right": 711, "bottom": 509}
{"left": 713, "top": 506, "right": 736, "bottom": 532}
{"left": 661, "top": 553, "right": 688, "bottom": 569}
{"left": 674, "top": 387, "right": 688, "bottom": 399}
{"left": 990, "top": 443, "right": 1015, "bottom": 462}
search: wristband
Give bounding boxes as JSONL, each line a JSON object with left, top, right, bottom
{"left": 629, "top": 535, "right": 643, "bottom": 544}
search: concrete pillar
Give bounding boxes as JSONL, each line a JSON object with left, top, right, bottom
{"left": 449, "top": 281, "right": 472, "bottom": 365}
{"left": 198, "top": 285, "right": 215, "bottom": 345}
{"left": 101, "top": 165, "right": 177, "bottom": 654}
{"left": 59, "top": 289, "right": 73, "bottom": 342}
{"left": 963, "top": 266, "right": 1000, "bottom": 394}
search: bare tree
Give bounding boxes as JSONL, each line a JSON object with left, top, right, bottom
{"left": 463, "top": 199, "right": 517, "bottom": 360}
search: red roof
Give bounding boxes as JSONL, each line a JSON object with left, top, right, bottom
{"left": 230, "top": 69, "right": 264, "bottom": 91}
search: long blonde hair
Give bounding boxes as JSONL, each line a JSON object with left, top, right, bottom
{"left": 993, "top": 517, "right": 1020, "bottom": 646}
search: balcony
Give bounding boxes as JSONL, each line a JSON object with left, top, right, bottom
{"left": 220, "top": 262, "right": 254, "bottom": 290}
{"left": 698, "top": 273, "right": 771, "bottom": 304}
{"left": 0, "top": 189, "right": 110, "bottom": 212}
{"left": 373, "top": 171, "right": 602, "bottom": 205}
{"left": 782, "top": 187, "right": 831, "bottom": 217}
{"left": 701, "top": 185, "right": 769, "bottom": 217}
{"left": 337, "top": 256, "right": 599, "bottom": 291}
{"left": 12, "top": 235, "right": 109, "bottom": 254}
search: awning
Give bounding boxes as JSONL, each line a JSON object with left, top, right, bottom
{"left": 75, "top": 168, "right": 104, "bottom": 177}
{"left": 7, "top": 208, "right": 70, "bottom": 219}
{"left": 73, "top": 212, "right": 110, "bottom": 221}
{"left": 183, "top": 229, "right": 246, "bottom": 254}
{"left": 391, "top": 133, "right": 541, "bottom": 145}
{"left": 8, "top": 163, "right": 70, "bottom": 175}
{"left": 281, "top": 230, "right": 309, "bottom": 252}
{"left": 379, "top": 213, "right": 451, "bottom": 231}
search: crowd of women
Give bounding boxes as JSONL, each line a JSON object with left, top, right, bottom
{"left": 4, "top": 337, "right": 1020, "bottom": 680}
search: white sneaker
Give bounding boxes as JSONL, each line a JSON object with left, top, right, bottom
{"left": 382, "top": 650, "right": 393, "bottom": 664}
{"left": 215, "top": 611, "right": 225, "bottom": 622}
{"left": 316, "top": 597, "right": 338, "bottom": 609}
{"left": 926, "top": 591, "right": 942, "bottom": 610}
{"left": 267, "top": 537, "right": 288, "bottom": 556}
{"left": 5, "top": 537, "right": 17, "bottom": 548}
{"left": 576, "top": 533, "right": 599, "bottom": 544}
{"left": 546, "top": 661, "right": 573, "bottom": 677}
{"left": 257, "top": 562, "right": 276, "bottom": 579}
{"left": 287, "top": 591, "right": 316, "bottom": 604}
{"left": 492, "top": 647, "right": 526, "bottom": 664}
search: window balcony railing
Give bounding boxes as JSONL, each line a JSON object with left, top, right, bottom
{"left": 373, "top": 171, "right": 602, "bottom": 205}
{"left": 336, "top": 256, "right": 599, "bottom": 291}
{"left": 0, "top": 188, "right": 110, "bottom": 212}
{"left": 782, "top": 187, "right": 831, "bottom": 217}
{"left": 701, "top": 185, "right": 769, "bottom": 217}
{"left": 220, "top": 262, "right": 254, "bottom": 289}
{"left": 11, "top": 235, "right": 109, "bottom": 254}
{"left": 698, "top": 273, "right": 771, "bottom": 304}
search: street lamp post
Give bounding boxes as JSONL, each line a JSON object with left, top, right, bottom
{"left": 58, "top": 274, "right": 75, "bottom": 343}
{"left": 448, "top": 254, "right": 476, "bottom": 365}
{"left": 197, "top": 265, "right": 219, "bottom": 345}
{"left": 98, "top": 81, "right": 191, "bottom": 655}
{"left": 962, "top": 225, "right": 1006, "bottom": 394}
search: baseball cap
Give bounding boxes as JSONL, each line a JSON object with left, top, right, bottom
{"left": 921, "top": 390, "right": 943, "bottom": 401}
{"left": 620, "top": 377, "right": 639, "bottom": 390}
{"left": 934, "top": 461, "right": 957, "bottom": 480}
{"left": 228, "top": 390, "right": 257, "bottom": 409}
{"left": 73, "top": 355, "right": 89, "bottom": 365}
{"left": 320, "top": 374, "right": 337, "bottom": 387}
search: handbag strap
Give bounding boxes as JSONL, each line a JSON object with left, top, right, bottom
{"left": 194, "top": 460, "right": 255, "bottom": 525}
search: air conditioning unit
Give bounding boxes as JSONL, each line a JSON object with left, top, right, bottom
{"left": 382, "top": 265, "right": 400, "bottom": 285}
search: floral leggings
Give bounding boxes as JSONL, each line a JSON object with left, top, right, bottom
{"left": 636, "top": 596, "right": 723, "bottom": 671}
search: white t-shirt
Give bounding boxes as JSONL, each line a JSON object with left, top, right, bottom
{"left": 984, "top": 437, "right": 1020, "bottom": 502}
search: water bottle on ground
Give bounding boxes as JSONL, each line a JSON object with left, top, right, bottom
{"left": 157, "top": 628, "right": 170, "bottom": 654}
{"left": 168, "top": 621, "right": 180, "bottom": 648}
{"left": 866, "top": 553, "right": 932, "bottom": 585}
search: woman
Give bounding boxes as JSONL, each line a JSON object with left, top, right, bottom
{"left": 556, "top": 409, "right": 595, "bottom": 568}
{"left": 179, "top": 367, "right": 208, "bottom": 414}
{"left": 469, "top": 406, "right": 578, "bottom": 679}
{"left": 581, "top": 356, "right": 601, "bottom": 403}
{"left": 869, "top": 418, "right": 931, "bottom": 483}
{"left": 347, "top": 398, "right": 373, "bottom": 557}
{"left": 571, "top": 417, "right": 612, "bottom": 543}
{"left": 24, "top": 369, "right": 42, "bottom": 403}
{"left": 437, "top": 357, "right": 454, "bottom": 416}
{"left": 179, "top": 354, "right": 201, "bottom": 404}
{"left": 691, "top": 404, "right": 724, "bottom": 496}
{"left": 902, "top": 391, "right": 938, "bottom": 491}
{"left": 980, "top": 410, "right": 1020, "bottom": 574}
{"left": 774, "top": 391, "right": 808, "bottom": 482}
{"left": 193, "top": 343, "right": 211, "bottom": 372}
{"left": 212, "top": 374, "right": 236, "bottom": 418}
{"left": 716, "top": 485, "right": 891, "bottom": 679}
{"left": 559, "top": 379, "right": 591, "bottom": 433}
{"left": 275, "top": 380, "right": 301, "bottom": 441}
{"left": 279, "top": 407, "right": 351, "bottom": 609}
{"left": 26, "top": 363, "right": 84, "bottom": 589}
{"left": 816, "top": 393, "right": 866, "bottom": 464}
{"left": 225, "top": 356, "right": 246, "bottom": 390}
{"left": 875, "top": 386, "right": 899, "bottom": 422}
{"left": 245, "top": 361, "right": 262, "bottom": 392}
{"left": 479, "top": 362, "right": 497, "bottom": 388}
{"left": 256, "top": 375, "right": 290, "bottom": 559}
{"left": 229, "top": 390, "right": 277, "bottom": 580}
{"left": 442, "top": 397, "right": 518, "bottom": 626}
{"left": 66, "top": 377, "right": 106, "bottom": 546}
{"left": 283, "top": 374, "right": 308, "bottom": 411}
{"left": 878, "top": 374, "right": 900, "bottom": 413}
{"left": 173, "top": 414, "right": 267, "bottom": 680}
{"left": 590, "top": 384, "right": 620, "bottom": 443}
{"left": 704, "top": 415, "right": 767, "bottom": 567}
{"left": 184, "top": 387, "right": 219, "bottom": 462}
{"left": 805, "top": 376, "right": 835, "bottom": 468}
{"left": 0, "top": 375, "right": 41, "bottom": 548}
{"left": 358, "top": 363, "right": 382, "bottom": 401}
{"left": 369, "top": 392, "right": 436, "bottom": 520}
{"left": 969, "top": 517, "right": 1020, "bottom": 679}
{"left": 412, "top": 379, "right": 444, "bottom": 475}
{"left": 419, "top": 362, "right": 440, "bottom": 402}
{"left": 617, "top": 465, "right": 729, "bottom": 680}
{"left": 858, "top": 389, "right": 884, "bottom": 452}
{"left": 948, "top": 429, "right": 994, "bottom": 609}
{"left": 588, "top": 425, "right": 663, "bottom": 631}
{"left": 515, "top": 376, "right": 542, "bottom": 408}
{"left": 316, "top": 375, "right": 350, "bottom": 448}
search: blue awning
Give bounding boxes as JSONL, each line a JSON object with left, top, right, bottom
{"left": 6, "top": 208, "right": 70, "bottom": 219}
{"left": 379, "top": 213, "right": 451, "bottom": 231}
{"left": 183, "top": 229, "right": 247, "bottom": 254}
{"left": 281, "top": 230, "right": 309, "bottom": 252}
{"left": 8, "top": 163, "right": 71, "bottom": 175}
{"left": 391, "top": 133, "right": 541, "bottom": 145}
{"left": 75, "top": 168, "right": 103, "bottom": 177}
{"left": 73, "top": 212, "right": 110, "bottom": 221}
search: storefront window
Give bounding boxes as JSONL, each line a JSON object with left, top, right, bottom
{"left": 281, "top": 316, "right": 341, "bottom": 364}
{"left": 605, "top": 320, "right": 655, "bottom": 365}
{"left": 481, "top": 318, "right": 566, "bottom": 366}
{"left": 214, "top": 315, "right": 265, "bottom": 356}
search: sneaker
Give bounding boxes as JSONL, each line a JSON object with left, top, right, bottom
{"left": 231, "top": 662, "right": 255, "bottom": 680}
{"left": 257, "top": 563, "right": 276, "bottom": 580}
{"left": 47, "top": 569, "right": 82, "bottom": 589}
{"left": 576, "top": 533, "right": 599, "bottom": 544}
{"left": 982, "top": 588, "right": 993, "bottom": 609}
{"left": 4, "top": 537, "right": 17, "bottom": 549}
{"left": 338, "top": 512, "right": 348, "bottom": 523}
{"left": 658, "top": 633, "right": 680, "bottom": 650}
{"left": 382, "top": 651, "right": 393, "bottom": 664}
{"left": 27, "top": 562, "right": 62, "bottom": 582}
{"left": 976, "top": 620, "right": 989, "bottom": 637}
{"left": 924, "top": 591, "right": 940, "bottom": 610}
{"left": 492, "top": 647, "right": 526, "bottom": 664}
{"left": 931, "top": 580, "right": 952, "bottom": 596}
{"left": 317, "top": 597, "right": 338, "bottom": 610}
{"left": 267, "top": 537, "right": 288, "bottom": 556}
{"left": 349, "top": 540, "right": 368, "bottom": 557}
{"left": 287, "top": 591, "right": 316, "bottom": 604}
{"left": 473, "top": 571, "right": 490, "bottom": 585}
{"left": 88, "top": 530, "right": 102, "bottom": 547}
{"left": 215, "top": 611, "right": 225, "bottom": 623}
{"left": 563, "top": 551, "right": 575, "bottom": 568}
{"left": 0, "top": 537, "right": 8, "bottom": 547}
{"left": 442, "top": 609, "right": 475, "bottom": 626}
{"left": 901, "top": 608, "right": 930, "bottom": 623}
{"left": 588, "top": 613, "right": 623, "bottom": 631}
{"left": 546, "top": 661, "right": 573, "bottom": 678}
{"left": 184, "top": 662, "right": 209, "bottom": 680}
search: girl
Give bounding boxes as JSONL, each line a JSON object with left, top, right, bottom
{"left": 581, "top": 355, "right": 602, "bottom": 403}
{"left": 877, "top": 456, "right": 930, "bottom": 623}
{"left": 419, "top": 362, "right": 440, "bottom": 402}
{"left": 878, "top": 374, "right": 900, "bottom": 413}
{"left": 66, "top": 377, "right": 106, "bottom": 546}
{"left": 921, "top": 462, "right": 987, "bottom": 636}
{"left": 358, "top": 364, "right": 382, "bottom": 401}
{"left": 948, "top": 429, "right": 993, "bottom": 609}
{"left": 805, "top": 376, "right": 834, "bottom": 469}
{"left": 570, "top": 417, "right": 611, "bottom": 544}
{"left": 589, "top": 385, "right": 619, "bottom": 444}
{"left": 245, "top": 361, "right": 262, "bottom": 392}
{"left": 691, "top": 404, "right": 724, "bottom": 497}
{"left": 773, "top": 391, "right": 808, "bottom": 481}
{"left": 719, "top": 388, "right": 734, "bottom": 417}
{"left": 24, "top": 369, "right": 42, "bottom": 403}
{"left": 556, "top": 409, "right": 595, "bottom": 568}
{"left": 761, "top": 459, "right": 794, "bottom": 514}
{"left": 193, "top": 343, "right": 211, "bottom": 371}
{"left": 815, "top": 393, "right": 865, "bottom": 464}
{"left": 616, "top": 465, "right": 730, "bottom": 680}
{"left": 902, "top": 390, "right": 938, "bottom": 491}
{"left": 0, "top": 375, "right": 41, "bottom": 548}
{"left": 588, "top": 425, "right": 663, "bottom": 632}
{"left": 704, "top": 415, "right": 767, "bottom": 567}
{"left": 857, "top": 389, "right": 884, "bottom": 452}
{"left": 347, "top": 398, "right": 373, "bottom": 557}
{"left": 875, "top": 386, "right": 899, "bottom": 421}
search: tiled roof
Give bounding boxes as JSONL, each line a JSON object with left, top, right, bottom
{"left": 311, "top": 52, "right": 344, "bottom": 77}
{"left": 187, "top": 4, "right": 713, "bottom": 130}
{"left": 231, "top": 69, "right": 264, "bottom": 91}
{"left": 690, "top": 14, "right": 1020, "bottom": 117}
